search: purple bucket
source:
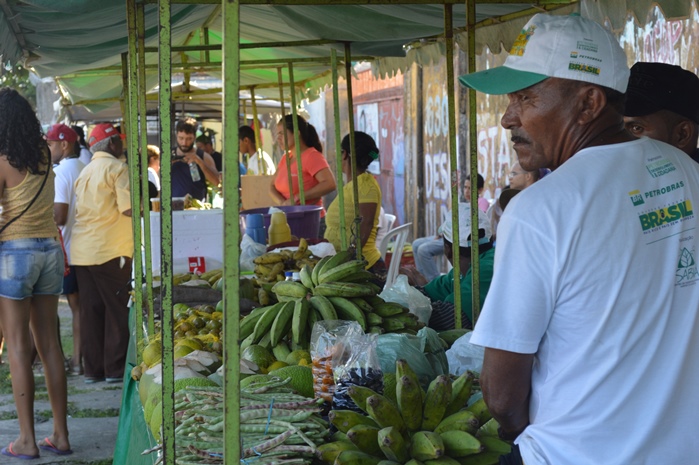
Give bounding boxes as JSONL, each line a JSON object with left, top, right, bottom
{"left": 240, "top": 205, "right": 323, "bottom": 239}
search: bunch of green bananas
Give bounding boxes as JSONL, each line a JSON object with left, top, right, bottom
{"left": 316, "top": 360, "right": 511, "bottom": 465}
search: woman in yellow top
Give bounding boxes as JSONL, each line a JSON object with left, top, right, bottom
{"left": 324, "top": 132, "right": 385, "bottom": 271}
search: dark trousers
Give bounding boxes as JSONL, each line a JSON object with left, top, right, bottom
{"left": 499, "top": 444, "right": 523, "bottom": 465}
{"left": 75, "top": 257, "right": 132, "bottom": 379}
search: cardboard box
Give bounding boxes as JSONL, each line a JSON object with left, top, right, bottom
{"left": 144, "top": 209, "right": 224, "bottom": 276}
{"left": 241, "top": 175, "right": 276, "bottom": 210}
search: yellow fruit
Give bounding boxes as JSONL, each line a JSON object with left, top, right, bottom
{"left": 285, "top": 349, "right": 312, "bottom": 366}
{"left": 149, "top": 401, "right": 163, "bottom": 441}
{"left": 267, "top": 361, "right": 289, "bottom": 372}
{"left": 142, "top": 340, "right": 162, "bottom": 367}
{"left": 268, "top": 365, "right": 314, "bottom": 398}
{"left": 177, "top": 338, "right": 203, "bottom": 351}
{"left": 173, "top": 344, "right": 195, "bottom": 360}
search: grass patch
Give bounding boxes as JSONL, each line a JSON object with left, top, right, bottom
{"left": 67, "top": 405, "right": 120, "bottom": 418}
{"left": 0, "top": 410, "right": 17, "bottom": 420}
{"left": 0, "top": 364, "right": 12, "bottom": 395}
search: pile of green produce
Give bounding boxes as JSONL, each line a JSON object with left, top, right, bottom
{"left": 170, "top": 377, "right": 329, "bottom": 464}
{"left": 319, "top": 360, "right": 510, "bottom": 465}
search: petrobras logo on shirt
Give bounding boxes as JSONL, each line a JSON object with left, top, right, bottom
{"left": 638, "top": 200, "right": 694, "bottom": 232}
{"left": 629, "top": 190, "right": 644, "bottom": 206}
{"left": 677, "top": 237, "right": 699, "bottom": 287}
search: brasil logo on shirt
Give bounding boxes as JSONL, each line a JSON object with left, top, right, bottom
{"left": 638, "top": 200, "right": 693, "bottom": 232}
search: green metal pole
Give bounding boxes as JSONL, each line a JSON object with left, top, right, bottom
{"left": 444, "top": 4, "right": 462, "bottom": 329}
{"left": 126, "top": 2, "right": 145, "bottom": 359}
{"left": 467, "top": 0, "right": 481, "bottom": 325}
{"left": 278, "top": 67, "right": 294, "bottom": 207}
{"left": 331, "top": 49, "right": 347, "bottom": 250}
{"left": 137, "top": 0, "right": 155, "bottom": 337}
{"left": 222, "top": 2, "right": 241, "bottom": 465}
{"left": 289, "top": 62, "right": 306, "bottom": 206}
{"left": 158, "top": 1, "right": 175, "bottom": 464}
{"left": 344, "top": 43, "right": 361, "bottom": 261}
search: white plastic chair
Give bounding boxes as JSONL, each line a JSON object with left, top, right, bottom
{"left": 375, "top": 210, "right": 397, "bottom": 247}
{"left": 379, "top": 222, "right": 412, "bottom": 289}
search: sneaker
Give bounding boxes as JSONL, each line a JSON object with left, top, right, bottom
{"left": 105, "top": 377, "right": 122, "bottom": 384}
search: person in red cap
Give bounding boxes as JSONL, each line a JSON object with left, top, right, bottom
{"left": 71, "top": 123, "right": 132, "bottom": 385}
{"left": 46, "top": 123, "right": 85, "bottom": 376}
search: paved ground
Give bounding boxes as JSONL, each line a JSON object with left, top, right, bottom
{"left": 0, "top": 298, "right": 120, "bottom": 465}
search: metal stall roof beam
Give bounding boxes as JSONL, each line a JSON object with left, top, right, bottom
{"left": 222, "top": 1, "right": 241, "bottom": 465}
{"left": 157, "top": 1, "right": 176, "bottom": 464}
{"left": 444, "top": 3, "right": 462, "bottom": 329}
{"left": 331, "top": 48, "right": 347, "bottom": 251}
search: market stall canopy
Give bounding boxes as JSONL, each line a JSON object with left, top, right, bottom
{"left": 2, "top": 0, "right": 679, "bottom": 118}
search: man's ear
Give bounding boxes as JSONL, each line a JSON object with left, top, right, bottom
{"left": 671, "top": 120, "right": 698, "bottom": 153}
{"left": 577, "top": 85, "right": 607, "bottom": 125}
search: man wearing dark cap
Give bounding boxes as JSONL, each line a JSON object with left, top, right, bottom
{"left": 624, "top": 62, "right": 699, "bottom": 162}
{"left": 46, "top": 124, "right": 85, "bottom": 375}
{"left": 71, "top": 123, "right": 132, "bottom": 384}
{"left": 460, "top": 13, "right": 699, "bottom": 465}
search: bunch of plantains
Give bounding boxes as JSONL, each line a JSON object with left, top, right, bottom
{"left": 240, "top": 250, "right": 424, "bottom": 354}
{"left": 170, "top": 377, "right": 329, "bottom": 465}
{"left": 317, "top": 360, "right": 511, "bottom": 465}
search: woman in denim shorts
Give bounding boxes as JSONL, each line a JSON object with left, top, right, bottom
{"left": 0, "top": 88, "right": 71, "bottom": 458}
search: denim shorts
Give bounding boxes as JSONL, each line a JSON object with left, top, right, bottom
{"left": 0, "top": 238, "right": 64, "bottom": 300}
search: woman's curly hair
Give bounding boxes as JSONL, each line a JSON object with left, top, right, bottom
{"left": 0, "top": 88, "right": 48, "bottom": 174}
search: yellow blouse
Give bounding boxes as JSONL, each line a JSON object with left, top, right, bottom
{"left": 324, "top": 173, "right": 382, "bottom": 268}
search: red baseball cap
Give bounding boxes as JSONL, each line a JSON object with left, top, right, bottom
{"left": 46, "top": 124, "right": 78, "bottom": 143}
{"left": 88, "top": 123, "right": 123, "bottom": 147}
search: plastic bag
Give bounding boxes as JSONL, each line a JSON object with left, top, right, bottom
{"left": 380, "top": 274, "right": 432, "bottom": 324}
{"left": 240, "top": 233, "right": 266, "bottom": 272}
{"left": 376, "top": 327, "right": 447, "bottom": 389}
{"left": 331, "top": 332, "right": 383, "bottom": 412}
{"left": 446, "top": 331, "right": 485, "bottom": 375}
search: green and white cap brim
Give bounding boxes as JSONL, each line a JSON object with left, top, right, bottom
{"left": 458, "top": 67, "right": 548, "bottom": 95}
{"left": 459, "top": 13, "right": 629, "bottom": 95}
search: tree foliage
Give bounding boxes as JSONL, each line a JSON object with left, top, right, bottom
{"left": 0, "top": 62, "right": 36, "bottom": 108}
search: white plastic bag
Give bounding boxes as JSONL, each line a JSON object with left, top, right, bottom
{"left": 379, "top": 274, "right": 432, "bottom": 324}
{"left": 240, "top": 233, "right": 267, "bottom": 272}
{"left": 446, "top": 331, "right": 485, "bottom": 375}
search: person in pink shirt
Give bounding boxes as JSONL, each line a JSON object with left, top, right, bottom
{"left": 270, "top": 115, "right": 336, "bottom": 236}
{"left": 465, "top": 173, "right": 490, "bottom": 213}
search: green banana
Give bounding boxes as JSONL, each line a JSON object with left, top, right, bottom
{"left": 466, "top": 397, "right": 492, "bottom": 425}
{"left": 291, "top": 298, "right": 310, "bottom": 345}
{"left": 239, "top": 307, "right": 267, "bottom": 341}
{"left": 309, "top": 295, "right": 338, "bottom": 321}
{"left": 269, "top": 301, "right": 295, "bottom": 346}
{"left": 434, "top": 409, "right": 479, "bottom": 435}
{"left": 315, "top": 441, "right": 358, "bottom": 463}
{"left": 313, "top": 281, "right": 376, "bottom": 298}
{"left": 421, "top": 375, "right": 452, "bottom": 431}
{"left": 319, "top": 259, "right": 367, "bottom": 284}
{"left": 378, "top": 461, "right": 401, "bottom": 465}
{"left": 364, "top": 295, "right": 386, "bottom": 307}
{"left": 258, "top": 331, "right": 272, "bottom": 349}
{"left": 405, "top": 460, "right": 425, "bottom": 465}
{"left": 366, "top": 313, "right": 384, "bottom": 326}
{"left": 344, "top": 270, "right": 377, "bottom": 283}
{"left": 251, "top": 302, "right": 284, "bottom": 342}
{"left": 381, "top": 318, "right": 405, "bottom": 332}
{"left": 389, "top": 313, "right": 420, "bottom": 328}
{"left": 476, "top": 418, "right": 499, "bottom": 438}
{"left": 334, "top": 450, "right": 384, "bottom": 465}
{"left": 317, "top": 250, "right": 353, "bottom": 279}
{"left": 437, "top": 329, "right": 469, "bottom": 347}
{"left": 271, "top": 341, "right": 291, "bottom": 361}
{"left": 366, "top": 394, "right": 407, "bottom": 436}
{"left": 424, "top": 458, "right": 462, "bottom": 465}
{"left": 439, "top": 430, "right": 483, "bottom": 457}
{"left": 456, "top": 451, "right": 501, "bottom": 465}
{"left": 332, "top": 431, "right": 350, "bottom": 442}
{"left": 351, "top": 297, "right": 375, "bottom": 313}
{"left": 378, "top": 426, "right": 410, "bottom": 463}
{"left": 478, "top": 436, "right": 512, "bottom": 454}
{"left": 372, "top": 303, "right": 406, "bottom": 317}
{"left": 396, "top": 374, "right": 423, "bottom": 432}
{"left": 240, "top": 332, "right": 255, "bottom": 351}
{"left": 348, "top": 385, "right": 379, "bottom": 414}
{"left": 329, "top": 296, "right": 367, "bottom": 331}
{"left": 409, "top": 431, "right": 445, "bottom": 461}
{"left": 444, "top": 371, "right": 475, "bottom": 417}
{"left": 306, "top": 307, "right": 322, "bottom": 335}
{"left": 329, "top": 409, "right": 379, "bottom": 434}
{"left": 299, "top": 264, "right": 315, "bottom": 290}
{"left": 312, "top": 255, "right": 333, "bottom": 286}
{"left": 347, "top": 424, "right": 383, "bottom": 457}
{"left": 276, "top": 295, "right": 297, "bottom": 302}
{"left": 369, "top": 326, "right": 385, "bottom": 335}
{"left": 272, "top": 280, "right": 311, "bottom": 299}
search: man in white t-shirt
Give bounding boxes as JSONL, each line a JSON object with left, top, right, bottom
{"left": 47, "top": 123, "right": 86, "bottom": 375}
{"left": 460, "top": 14, "right": 699, "bottom": 465}
{"left": 239, "top": 125, "right": 275, "bottom": 175}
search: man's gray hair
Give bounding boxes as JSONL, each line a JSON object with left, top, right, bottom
{"left": 90, "top": 137, "right": 111, "bottom": 154}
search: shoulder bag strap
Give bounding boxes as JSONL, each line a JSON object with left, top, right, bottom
{"left": 0, "top": 166, "right": 50, "bottom": 236}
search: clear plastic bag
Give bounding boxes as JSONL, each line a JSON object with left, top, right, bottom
{"left": 240, "top": 233, "right": 267, "bottom": 272}
{"left": 331, "top": 331, "right": 383, "bottom": 412}
{"left": 376, "top": 327, "right": 447, "bottom": 389}
{"left": 445, "top": 331, "right": 485, "bottom": 375}
{"left": 379, "top": 274, "right": 432, "bottom": 324}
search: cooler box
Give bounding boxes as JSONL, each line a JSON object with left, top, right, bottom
{"left": 240, "top": 205, "right": 322, "bottom": 240}
{"left": 144, "top": 209, "right": 224, "bottom": 276}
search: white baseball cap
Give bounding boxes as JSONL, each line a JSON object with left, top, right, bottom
{"left": 440, "top": 203, "right": 492, "bottom": 248}
{"left": 459, "top": 14, "right": 629, "bottom": 95}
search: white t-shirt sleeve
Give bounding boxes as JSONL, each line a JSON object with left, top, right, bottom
{"left": 471, "top": 197, "right": 556, "bottom": 354}
{"left": 53, "top": 165, "right": 71, "bottom": 205}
